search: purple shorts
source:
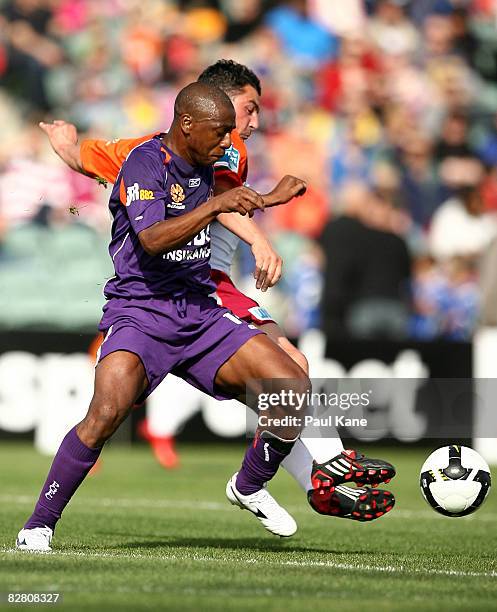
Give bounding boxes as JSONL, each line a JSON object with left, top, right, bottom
{"left": 97, "top": 294, "right": 262, "bottom": 401}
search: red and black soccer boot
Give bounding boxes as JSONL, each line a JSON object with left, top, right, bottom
{"left": 311, "top": 449, "right": 396, "bottom": 491}
{"left": 308, "top": 484, "right": 395, "bottom": 522}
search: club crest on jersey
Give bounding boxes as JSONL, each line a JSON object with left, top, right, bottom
{"left": 189, "top": 177, "right": 201, "bottom": 188}
{"left": 167, "top": 183, "right": 186, "bottom": 209}
{"left": 171, "top": 183, "right": 185, "bottom": 203}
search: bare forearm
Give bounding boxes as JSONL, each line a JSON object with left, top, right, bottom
{"left": 262, "top": 175, "right": 307, "bottom": 207}
{"left": 140, "top": 184, "right": 264, "bottom": 256}
{"left": 261, "top": 189, "right": 296, "bottom": 208}
{"left": 261, "top": 191, "right": 281, "bottom": 208}
{"left": 217, "top": 212, "right": 267, "bottom": 245}
{"left": 139, "top": 200, "right": 220, "bottom": 256}
{"left": 218, "top": 209, "right": 283, "bottom": 292}
{"left": 38, "top": 121, "right": 87, "bottom": 174}
{"left": 54, "top": 143, "right": 84, "bottom": 174}
{"left": 216, "top": 182, "right": 280, "bottom": 209}
{"left": 214, "top": 177, "right": 269, "bottom": 244}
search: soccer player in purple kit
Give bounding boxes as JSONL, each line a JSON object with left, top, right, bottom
{"left": 39, "top": 64, "right": 398, "bottom": 507}
{"left": 16, "top": 82, "right": 313, "bottom": 551}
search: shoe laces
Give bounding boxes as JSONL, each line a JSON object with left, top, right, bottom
{"left": 250, "top": 488, "right": 281, "bottom": 512}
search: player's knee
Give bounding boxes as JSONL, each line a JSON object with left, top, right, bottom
{"left": 273, "top": 369, "right": 312, "bottom": 408}
{"left": 274, "top": 337, "right": 309, "bottom": 375}
{"left": 276, "top": 354, "right": 311, "bottom": 386}
{"left": 285, "top": 370, "right": 312, "bottom": 397}
{"left": 83, "top": 399, "right": 130, "bottom": 443}
{"left": 288, "top": 347, "right": 309, "bottom": 375}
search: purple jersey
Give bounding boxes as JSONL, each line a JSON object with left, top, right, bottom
{"left": 103, "top": 135, "right": 215, "bottom": 299}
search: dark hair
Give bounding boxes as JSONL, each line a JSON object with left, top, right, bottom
{"left": 197, "top": 59, "right": 261, "bottom": 97}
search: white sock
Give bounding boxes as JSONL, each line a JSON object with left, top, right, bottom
{"left": 281, "top": 435, "right": 345, "bottom": 492}
{"left": 282, "top": 389, "right": 345, "bottom": 490}
{"left": 299, "top": 435, "right": 344, "bottom": 464}
{"left": 300, "top": 388, "right": 345, "bottom": 463}
{"left": 281, "top": 439, "right": 314, "bottom": 492}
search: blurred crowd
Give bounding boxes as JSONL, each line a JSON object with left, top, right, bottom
{"left": 1, "top": 0, "right": 497, "bottom": 339}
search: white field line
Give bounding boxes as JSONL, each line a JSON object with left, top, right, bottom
{"left": 0, "top": 494, "right": 496, "bottom": 522}
{"left": 1, "top": 546, "right": 496, "bottom": 580}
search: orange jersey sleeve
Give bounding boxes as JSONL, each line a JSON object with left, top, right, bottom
{"left": 214, "top": 130, "right": 248, "bottom": 189}
{"left": 80, "top": 133, "right": 159, "bottom": 183}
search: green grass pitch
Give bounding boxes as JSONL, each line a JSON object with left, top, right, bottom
{"left": 0, "top": 442, "right": 496, "bottom": 611}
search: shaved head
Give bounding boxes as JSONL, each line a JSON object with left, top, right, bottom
{"left": 174, "top": 82, "right": 234, "bottom": 121}
{"left": 164, "top": 81, "right": 236, "bottom": 167}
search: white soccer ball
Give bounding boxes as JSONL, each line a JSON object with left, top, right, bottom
{"left": 419, "top": 445, "right": 491, "bottom": 517}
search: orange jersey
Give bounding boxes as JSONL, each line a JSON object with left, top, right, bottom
{"left": 80, "top": 133, "right": 157, "bottom": 184}
{"left": 80, "top": 130, "right": 248, "bottom": 187}
{"left": 211, "top": 130, "right": 248, "bottom": 187}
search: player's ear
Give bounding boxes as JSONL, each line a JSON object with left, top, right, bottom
{"left": 180, "top": 113, "right": 193, "bottom": 135}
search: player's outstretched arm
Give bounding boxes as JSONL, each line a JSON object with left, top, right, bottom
{"left": 262, "top": 175, "right": 307, "bottom": 207}
{"left": 215, "top": 174, "right": 282, "bottom": 290}
{"left": 139, "top": 186, "right": 264, "bottom": 256}
{"left": 218, "top": 212, "right": 282, "bottom": 291}
{"left": 40, "top": 120, "right": 156, "bottom": 185}
{"left": 39, "top": 120, "right": 84, "bottom": 173}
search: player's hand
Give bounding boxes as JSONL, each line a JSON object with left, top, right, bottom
{"left": 39, "top": 120, "right": 83, "bottom": 172}
{"left": 39, "top": 120, "right": 78, "bottom": 150}
{"left": 251, "top": 238, "right": 283, "bottom": 292}
{"left": 214, "top": 186, "right": 265, "bottom": 218}
{"left": 264, "top": 175, "right": 307, "bottom": 207}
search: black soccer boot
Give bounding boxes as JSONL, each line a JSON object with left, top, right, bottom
{"left": 311, "top": 449, "right": 396, "bottom": 491}
{"left": 308, "top": 484, "right": 395, "bottom": 522}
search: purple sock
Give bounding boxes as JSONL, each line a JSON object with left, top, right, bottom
{"left": 24, "top": 426, "right": 102, "bottom": 531}
{"left": 236, "top": 436, "right": 295, "bottom": 495}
